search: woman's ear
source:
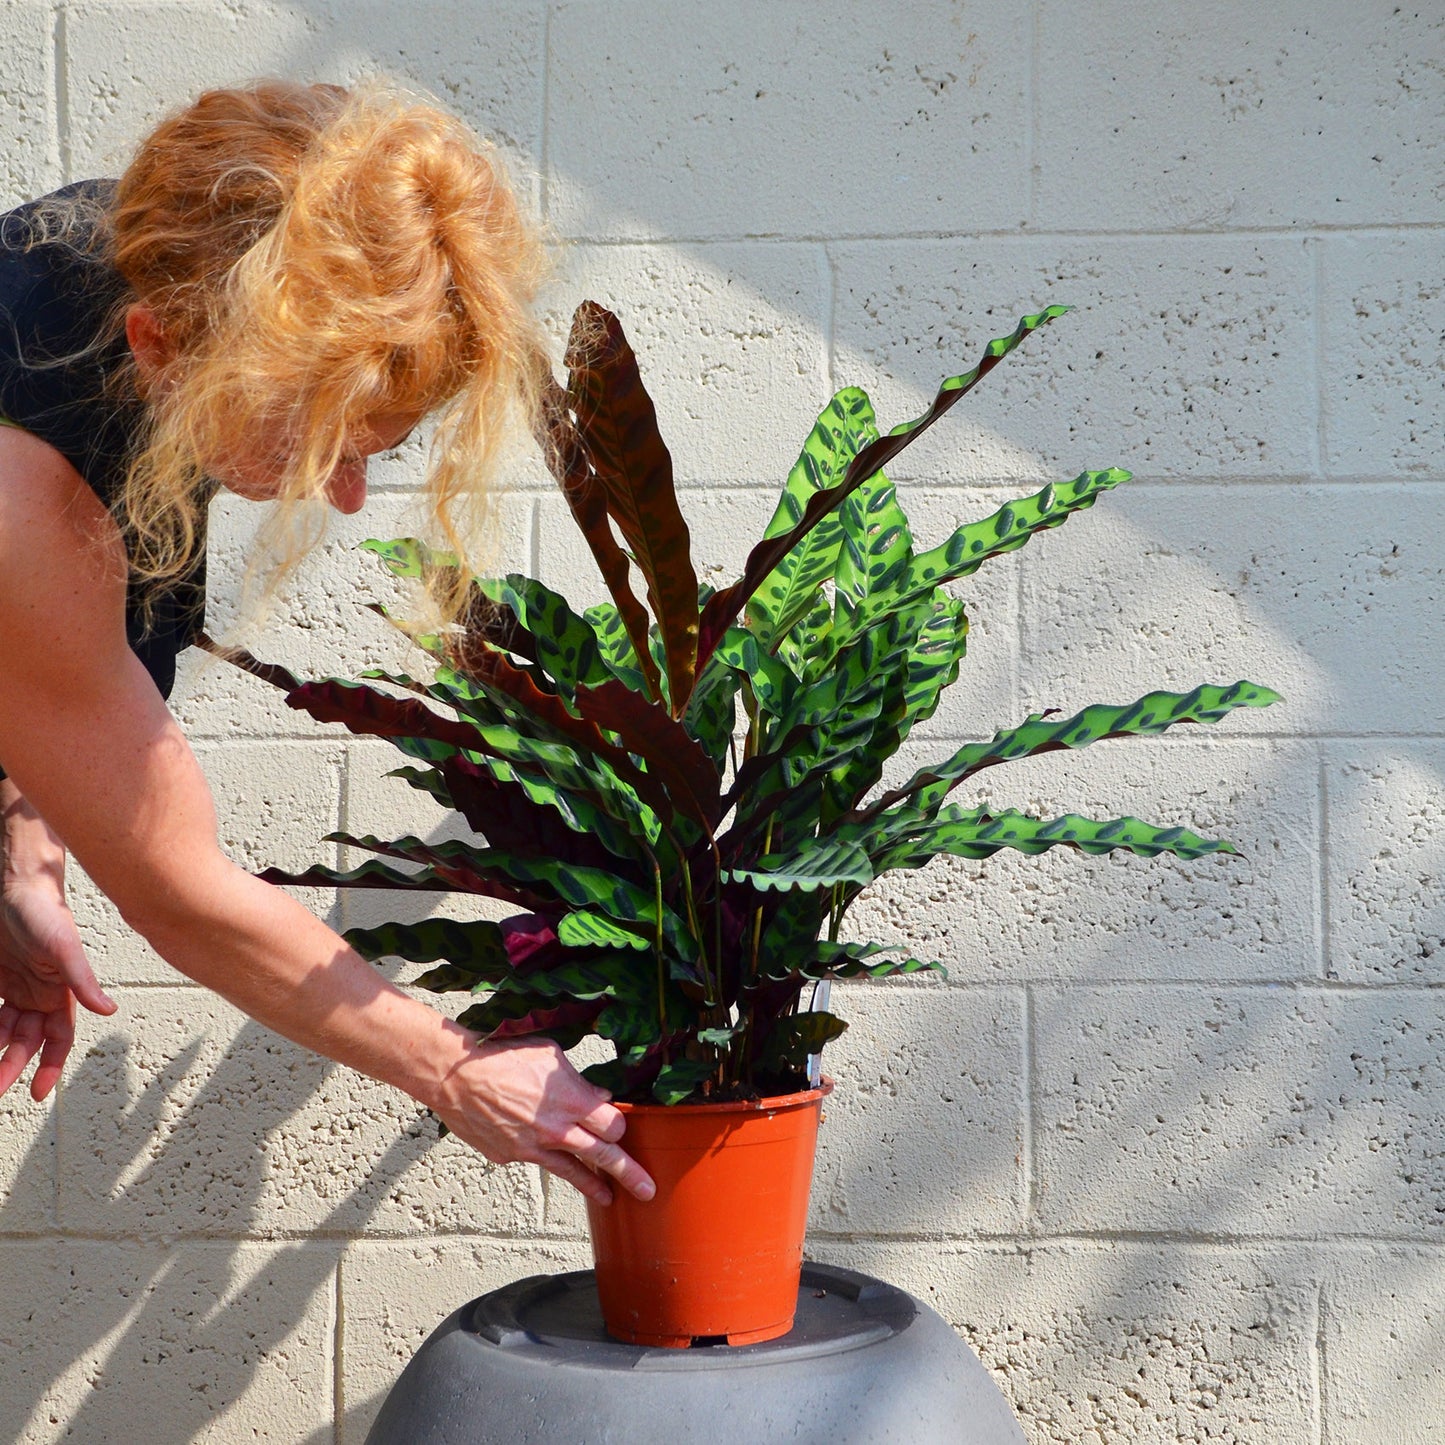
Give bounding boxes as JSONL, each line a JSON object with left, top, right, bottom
{"left": 125, "top": 302, "right": 172, "bottom": 381}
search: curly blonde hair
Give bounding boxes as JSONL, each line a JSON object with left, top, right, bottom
{"left": 95, "top": 77, "right": 546, "bottom": 618}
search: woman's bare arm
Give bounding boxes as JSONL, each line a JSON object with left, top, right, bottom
{"left": 0, "top": 427, "right": 653, "bottom": 1202}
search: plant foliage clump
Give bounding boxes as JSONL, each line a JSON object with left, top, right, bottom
{"left": 221, "top": 301, "right": 1280, "bottom": 1105}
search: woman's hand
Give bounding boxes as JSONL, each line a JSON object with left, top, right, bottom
{"left": 431, "top": 1035, "right": 656, "bottom": 1207}
{"left": 0, "top": 779, "right": 117, "bottom": 1100}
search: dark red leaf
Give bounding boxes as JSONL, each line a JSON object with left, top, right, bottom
{"left": 442, "top": 755, "right": 626, "bottom": 874}
{"left": 573, "top": 678, "right": 721, "bottom": 828}
{"left": 196, "top": 632, "right": 300, "bottom": 692}
{"left": 487, "top": 998, "right": 607, "bottom": 1041}
{"left": 540, "top": 372, "right": 662, "bottom": 701}
{"left": 285, "top": 679, "right": 483, "bottom": 753}
{"left": 563, "top": 304, "right": 699, "bottom": 713}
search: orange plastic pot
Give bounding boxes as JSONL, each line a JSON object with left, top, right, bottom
{"left": 584, "top": 1079, "right": 832, "bottom": 1347}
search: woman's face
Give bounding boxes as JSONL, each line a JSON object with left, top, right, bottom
{"left": 209, "top": 410, "right": 422, "bottom": 515}
{"left": 127, "top": 303, "right": 423, "bottom": 515}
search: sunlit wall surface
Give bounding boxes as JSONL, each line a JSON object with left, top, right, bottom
{"left": 1, "top": 3, "right": 1442, "bottom": 1440}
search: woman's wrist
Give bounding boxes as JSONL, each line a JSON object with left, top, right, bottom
{"left": 0, "top": 777, "right": 67, "bottom": 890}
{"left": 388, "top": 1008, "right": 481, "bottom": 1118}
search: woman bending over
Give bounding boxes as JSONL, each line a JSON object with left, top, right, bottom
{"left": 0, "top": 78, "right": 652, "bottom": 1207}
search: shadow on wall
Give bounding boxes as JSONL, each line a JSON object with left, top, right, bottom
{"left": 32, "top": 4, "right": 1443, "bottom": 1439}
{"left": 0, "top": 1019, "right": 427, "bottom": 1442}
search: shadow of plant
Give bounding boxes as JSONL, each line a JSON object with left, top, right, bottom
{"left": 0, "top": 1011, "right": 482, "bottom": 1443}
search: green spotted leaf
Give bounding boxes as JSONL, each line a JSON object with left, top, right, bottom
{"left": 726, "top": 835, "right": 873, "bottom": 893}
{"left": 747, "top": 387, "right": 880, "bottom": 649}
{"left": 759, "top": 1011, "right": 848, "bottom": 1073}
{"left": 773, "top": 592, "right": 835, "bottom": 680}
{"left": 900, "top": 597, "right": 970, "bottom": 741}
{"left": 849, "top": 804, "right": 1235, "bottom": 874}
{"left": 757, "top": 940, "right": 946, "bottom": 983}
{"left": 476, "top": 575, "right": 615, "bottom": 700}
{"left": 487, "top": 953, "right": 644, "bottom": 1003}
{"left": 385, "top": 765, "right": 453, "bottom": 808}
{"left": 583, "top": 601, "right": 654, "bottom": 696}
{"left": 900, "top": 469, "right": 1131, "bottom": 605}
{"left": 699, "top": 305, "right": 1070, "bottom": 663}
{"left": 651, "top": 1056, "right": 720, "bottom": 1105}
{"left": 342, "top": 918, "right": 511, "bottom": 979}
{"left": 833, "top": 470, "right": 913, "bottom": 623}
{"left": 557, "top": 911, "right": 653, "bottom": 951}
{"left": 360, "top": 536, "right": 450, "bottom": 579}
{"left": 682, "top": 650, "right": 741, "bottom": 773}
{"left": 852, "top": 681, "right": 1284, "bottom": 827}
{"left": 408, "top": 964, "right": 494, "bottom": 993}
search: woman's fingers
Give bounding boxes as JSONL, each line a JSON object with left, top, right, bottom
{"left": 576, "top": 1096, "right": 626, "bottom": 1144}
{"left": 28, "top": 996, "right": 76, "bottom": 1102}
{"left": 559, "top": 1125, "right": 655, "bottom": 1202}
{"left": 0, "top": 1007, "right": 42, "bottom": 1095}
{"left": 59, "top": 950, "right": 116, "bottom": 1018}
{"left": 538, "top": 1148, "right": 615, "bottom": 1207}
{"left": 4, "top": 884, "right": 116, "bottom": 1017}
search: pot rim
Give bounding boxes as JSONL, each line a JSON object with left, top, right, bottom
{"left": 610, "top": 1075, "right": 834, "bottom": 1116}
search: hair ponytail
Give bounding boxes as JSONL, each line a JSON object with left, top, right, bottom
{"left": 106, "top": 77, "right": 546, "bottom": 618}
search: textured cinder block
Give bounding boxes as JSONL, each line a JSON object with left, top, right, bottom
{"left": 0, "top": 1, "right": 60, "bottom": 207}
{"left": 807, "top": 981, "right": 1025, "bottom": 1236}
{"left": 848, "top": 737, "right": 1318, "bottom": 983}
{"left": 0, "top": 1091, "right": 53, "bottom": 1233}
{"left": 542, "top": 242, "right": 830, "bottom": 483}
{"left": 65, "top": 0, "right": 317, "bottom": 176}
{"left": 1321, "top": 235, "right": 1445, "bottom": 478}
{"left": 832, "top": 237, "right": 1316, "bottom": 481}
{"left": 1018, "top": 481, "right": 1445, "bottom": 736}
{"left": 170, "top": 486, "right": 533, "bottom": 740}
{"left": 808, "top": 1239, "right": 1318, "bottom": 1445}
{"left": 535, "top": 485, "right": 774, "bottom": 615}
{"left": 546, "top": 1, "right": 1029, "bottom": 240}
{"left": 1323, "top": 1247, "right": 1445, "bottom": 1445}
{"left": 65, "top": 0, "right": 543, "bottom": 185}
{"left": 0, "top": 1239, "right": 336, "bottom": 1443}
{"left": 57, "top": 987, "right": 542, "bottom": 1238}
{"left": 273, "top": 0, "right": 547, "bottom": 182}
{"left": 1034, "top": 1, "right": 1445, "bottom": 230}
{"left": 1035, "top": 985, "right": 1445, "bottom": 1236}
{"left": 1327, "top": 745, "right": 1445, "bottom": 985}
{"left": 339, "top": 1238, "right": 591, "bottom": 1443}
{"left": 195, "top": 738, "right": 344, "bottom": 877}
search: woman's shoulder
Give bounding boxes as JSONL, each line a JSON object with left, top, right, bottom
{"left": 0, "top": 179, "right": 123, "bottom": 322}
{"left": 0, "top": 180, "right": 137, "bottom": 494}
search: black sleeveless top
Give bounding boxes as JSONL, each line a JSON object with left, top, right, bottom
{"left": 0, "top": 180, "right": 206, "bottom": 705}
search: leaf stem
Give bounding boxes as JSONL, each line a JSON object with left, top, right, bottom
{"left": 650, "top": 852, "right": 667, "bottom": 1033}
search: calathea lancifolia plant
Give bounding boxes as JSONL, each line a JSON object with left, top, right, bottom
{"left": 219, "top": 301, "right": 1279, "bottom": 1105}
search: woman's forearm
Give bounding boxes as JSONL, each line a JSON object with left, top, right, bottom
{"left": 122, "top": 853, "right": 656, "bottom": 1204}
{"left": 127, "top": 854, "right": 471, "bottom": 1113}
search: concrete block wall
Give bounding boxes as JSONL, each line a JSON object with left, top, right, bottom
{"left": 0, "top": 2, "right": 1440, "bottom": 1440}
